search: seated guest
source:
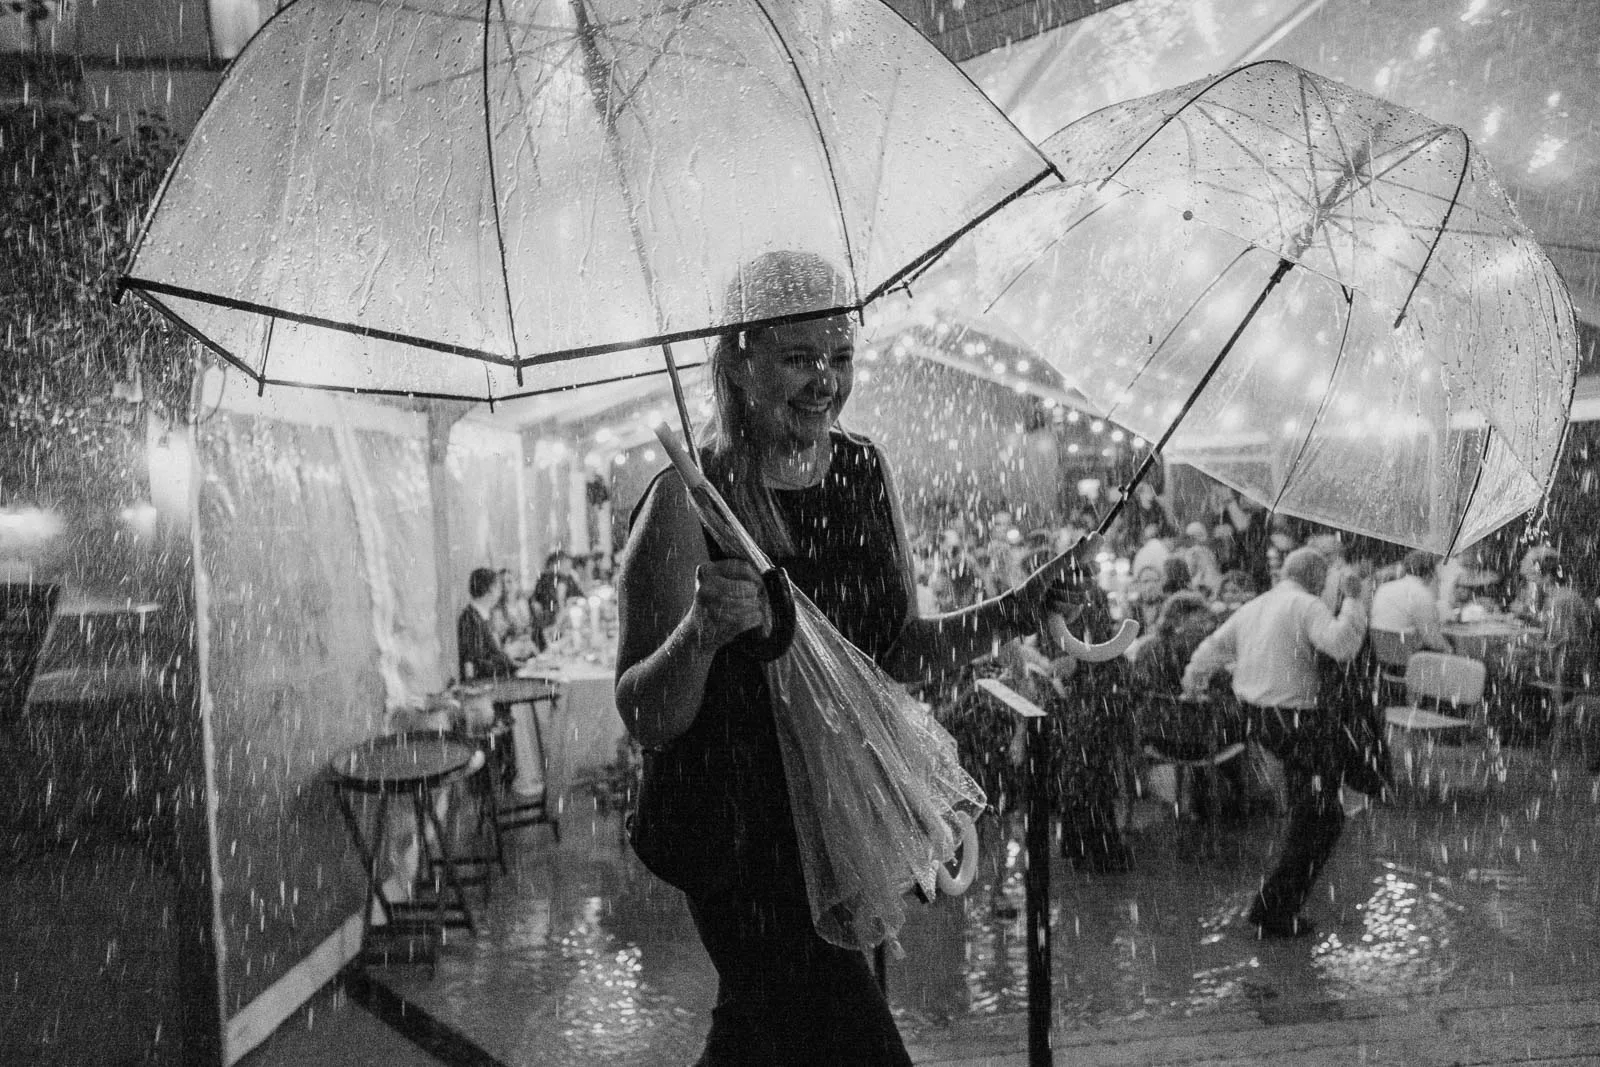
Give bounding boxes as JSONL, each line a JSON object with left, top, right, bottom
{"left": 1439, "top": 543, "right": 1503, "bottom": 616}
{"left": 1161, "top": 556, "right": 1193, "bottom": 597}
{"left": 1211, "top": 488, "right": 1271, "bottom": 592}
{"left": 1180, "top": 522, "right": 1224, "bottom": 597}
{"left": 490, "top": 567, "right": 516, "bottom": 642}
{"left": 531, "top": 550, "right": 586, "bottom": 632}
{"left": 1129, "top": 591, "right": 1238, "bottom": 816}
{"left": 1512, "top": 555, "right": 1599, "bottom": 692}
{"left": 459, "top": 567, "right": 518, "bottom": 681}
{"left": 1130, "top": 526, "right": 1171, "bottom": 579}
{"left": 1370, "top": 550, "right": 1451, "bottom": 653}
{"left": 1218, "top": 569, "right": 1258, "bottom": 611}
{"left": 1126, "top": 480, "right": 1179, "bottom": 544}
{"left": 1130, "top": 592, "right": 1219, "bottom": 696}
{"left": 1126, "top": 563, "right": 1167, "bottom": 632}
{"left": 1511, "top": 542, "right": 1559, "bottom": 618}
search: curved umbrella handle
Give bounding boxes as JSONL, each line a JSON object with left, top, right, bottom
{"left": 1048, "top": 616, "right": 1140, "bottom": 663}
{"left": 729, "top": 566, "right": 797, "bottom": 662}
{"left": 935, "top": 811, "right": 979, "bottom": 896}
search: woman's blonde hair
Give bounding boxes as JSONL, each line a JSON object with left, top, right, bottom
{"left": 703, "top": 251, "right": 852, "bottom": 559}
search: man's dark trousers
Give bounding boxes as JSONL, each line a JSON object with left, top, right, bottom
{"left": 1232, "top": 702, "right": 1349, "bottom": 923}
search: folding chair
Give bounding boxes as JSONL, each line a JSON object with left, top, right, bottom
{"left": 1384, "top": 651, "right": 1503, "bottom": 794}
{"left": 1522, "top": 645, "right": 1600, "bottom": 737}
{"left": 1137, "top": 692, "right": 1246, "bottom": 822}
{"left": 1368, "top": 628, "right": 1417, "bottom": 705}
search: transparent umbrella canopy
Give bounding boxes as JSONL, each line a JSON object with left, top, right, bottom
{"left": 121, "top": 0, "right": 1053, "bottom": 409}
{"left": 934, "top": 60, "right": 1578, "bottom": 554}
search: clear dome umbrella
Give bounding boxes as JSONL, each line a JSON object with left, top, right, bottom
{"left": 120, "top": 0, "right": 1054, "bottom": 441}
{"left": 924, "top": 59, "right": 1579, "bottom": 555}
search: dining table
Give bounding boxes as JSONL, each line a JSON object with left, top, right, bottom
{"left": 1442, "top": 614, "right": 1540, "bottom": 671}
{"left": 468, "top": 656, "right": 625, "bottom": 806}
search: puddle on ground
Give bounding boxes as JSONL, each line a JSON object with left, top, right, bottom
{"left": 376, "top": 760, "right": 1600, "bottom": 1064}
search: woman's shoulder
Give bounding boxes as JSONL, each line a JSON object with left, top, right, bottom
{"left": 830, "top": 425, "right": 877, "bottom": 461}
{"left": 625, "top": 465, "right": 696, "bottom": 538}
{"left": 830, "top": 427, "right": 897, "bottom": 487}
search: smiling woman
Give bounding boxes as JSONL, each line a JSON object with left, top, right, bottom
{"left": 611, "top": 251, "right": 1088, "bottom": 1065}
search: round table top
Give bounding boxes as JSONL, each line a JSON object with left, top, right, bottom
{"left": 329, "top": 731, "right": 477, "bottom": 792}
{"left": 1443, "top": 618, "right": 1538, "bottom": 639}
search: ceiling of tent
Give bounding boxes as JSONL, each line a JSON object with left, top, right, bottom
{"left": 964, "top": 0, "right": 1600, "bottom": 325}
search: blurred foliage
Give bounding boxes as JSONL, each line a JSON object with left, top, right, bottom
{"left": 1, "top": 69, "right": 194, "bottom": 434}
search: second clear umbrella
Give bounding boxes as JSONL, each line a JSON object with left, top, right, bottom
{"left": 929, "top": 60, "right": 1578, "bottom": 554}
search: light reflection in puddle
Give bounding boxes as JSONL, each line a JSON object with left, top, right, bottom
{"left": 381, "top": 773, "right": 1600, "bottom": 1064}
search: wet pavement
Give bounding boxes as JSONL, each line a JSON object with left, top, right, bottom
{"left": 260, "top": 744, "right": 1600, "bottom": 1065}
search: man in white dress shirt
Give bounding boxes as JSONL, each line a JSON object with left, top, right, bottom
{"left": 1370, "top": 551, "right": 1451, "bottom": 653}
{"left": 1182, "top": 546, "right": 1371, "bottom": 938}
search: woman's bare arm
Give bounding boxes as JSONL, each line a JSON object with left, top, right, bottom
{"left": 614, "top": 471, "right": 770, "bottom": 747}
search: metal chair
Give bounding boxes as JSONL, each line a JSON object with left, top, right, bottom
{"left": 1384, "top": 651, "right": 1503, "bottom": 794}
{"left": 1368, "top": 628, "right": 1418, "bottom": 704}
{"left": 1137, "top": 692, "right": 1247, "bottom": 822}
{"left": 1521, "top": 645, "right": 1600, "bottom": 734}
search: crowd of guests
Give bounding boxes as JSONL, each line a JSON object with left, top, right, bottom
{"left": 933, "top": 476, "right": 1600, "bottom": 938}
{"left": 909, "top": 482, "right": 1278, "bottom": 628}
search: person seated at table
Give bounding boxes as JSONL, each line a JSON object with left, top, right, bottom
{"left": 1511, "top": 555, "right": 1599, "bottom": 694}
{"left": 459, "top": 567, "right": 519, "bottom": 682}
{"left": 1510, "top": 542, "right": 1559, "bottom": 619}
{"left": 1217, "top": 569, "right": 1257, "bottom": 612}
{"left": 1125, "top": 480, "right": 1179, "bottom": 544}
{"left": 1126, "top": 563, "right": 1167, "bottom": 632}
{"left": 1129, "top": 590, "right": 1239, "bottom": 819}
{"left": 1209, "top": 488, "right": 1271, "bottom": 592}
{"left": 1180, "top": 522, "right": 1224, "bottom": 598}
{"left": 1439, "top": 543, "right": 1503, "bottom": 618}
{"left": 1370, "top": 550, "right": 1451, "bottom": 653}
{"left": 531, "top": 550, "right": 586, "bottom": 634}
{"left": 1130, "top": 591, "right": 1218, "bottom": 694}
{"left": 1130, "top": 524, "right": 1171, "bottom": 579}
{"left": 1161, "top": 555, "right": 1193, "bottom": 598}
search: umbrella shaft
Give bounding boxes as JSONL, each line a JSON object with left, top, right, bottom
{"left": 1099, "top": 256, "right": 1294, "bottom": 536}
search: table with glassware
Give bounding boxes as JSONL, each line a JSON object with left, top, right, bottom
{"left": 1442, "top": 612, "right": 1540, "bottom": 672}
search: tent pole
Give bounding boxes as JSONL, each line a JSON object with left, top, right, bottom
{"left": 663, "top": 343, "right": 699, "bottom": 467}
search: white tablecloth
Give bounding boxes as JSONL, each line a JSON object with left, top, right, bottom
{"left": 507, "top": 660, "right": 625, "bottom": 802}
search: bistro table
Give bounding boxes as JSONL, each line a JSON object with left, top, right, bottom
{"left": 468, "top": 657, "right": 625, "bottom": 806}
{"left": 1443, "top": 615, "right": 1539, "bottom": 672}
{"left": 328, "top": 731, "right": 480, "bottom": 970}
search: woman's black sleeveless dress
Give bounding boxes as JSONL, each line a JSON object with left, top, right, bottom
{"left": 628, "top": 430, "right": 913, "bottom": 1066}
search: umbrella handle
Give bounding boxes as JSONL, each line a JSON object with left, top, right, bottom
{"left": 1048, "top": 616, "right": 1140, "bottom": 663}
{"left": 935, "top": 811, "right": 979, "bottom": 896}
{"left": 729, "top": 566, "right": 797, "bottom": 662}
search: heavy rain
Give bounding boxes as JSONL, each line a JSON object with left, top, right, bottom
{"left": 4, "top": 1, "right": 1600, "bottom": 1065}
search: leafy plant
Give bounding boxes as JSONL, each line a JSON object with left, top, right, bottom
{"left": 2, "top": 64, "right": 192, "bottom": 430}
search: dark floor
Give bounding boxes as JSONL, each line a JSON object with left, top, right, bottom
{"left": 242, "top": 742, "right": 1600, "bottom": 1066}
